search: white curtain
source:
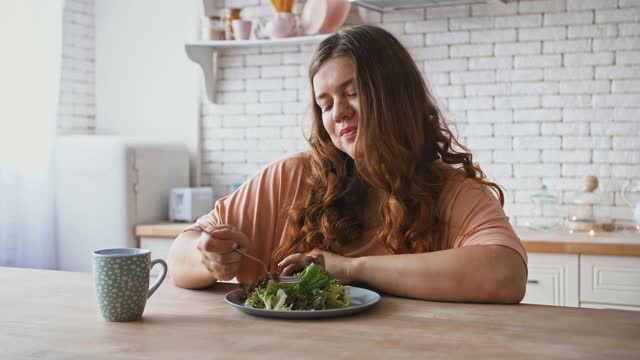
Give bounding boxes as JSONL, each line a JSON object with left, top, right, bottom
{"left": 0, "top": 0, "right": 64, "bottom": 269}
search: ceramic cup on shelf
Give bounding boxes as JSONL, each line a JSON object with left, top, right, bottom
{"left": 224, "top": 8, "right": 242, "bottom": 40}
{"left": 92, "top": 248, "right": 167, "bottom": 322}
{"left": 232, "top": 19, "right": 252, "bottom": 40}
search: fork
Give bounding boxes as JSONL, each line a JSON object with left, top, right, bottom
{"left": 232, "top": 247, "right": 270, "bottom": 275}
{"left": 197, "top": 226, "right": 300, "bottom": 283}
{"left": 232, "top": 248, "right": 299, "bottom": 283}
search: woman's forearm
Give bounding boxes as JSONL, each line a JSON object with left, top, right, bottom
{"left": 350, "top": 245, "right": 527, "bottom": 304}
{"left": 167, "top": 230, "right": 217, "bottom": 289}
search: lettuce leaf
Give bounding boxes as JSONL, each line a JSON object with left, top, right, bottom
{"left": 244, "top": 263, "right": 350, "bottom": 311}
{"left": 324, "top": 283, "right": 350, "bottom": 308}
{"left": 297, "top": 263, "right": 330, "bottom": 298}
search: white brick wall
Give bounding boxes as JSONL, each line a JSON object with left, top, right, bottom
{"left": 58, "top": 0, "right": 95, "bottom": 135}
{"left": 204, "top": 0, "right": 640, "bottom": 227}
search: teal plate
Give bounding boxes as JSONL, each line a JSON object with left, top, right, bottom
{"left": 224, "top": 286, "right": 381, "bottom": 319}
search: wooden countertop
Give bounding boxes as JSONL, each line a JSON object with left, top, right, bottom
{"left": 136, "top": 223, "right": 640, "bottom": 256}
{"left": 136, "top": 222, "right": 190, "bottom": 238}
{"left": 2, "top": 266, "right": 639, "bottom": 359}
{"left": 518, "top": 227, "right": 640, "bottom": 256}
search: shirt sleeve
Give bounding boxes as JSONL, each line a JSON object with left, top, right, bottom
{"left": 183, "top": 152, "right": 309, "bottom": 284}
{"left": 443, "top": 179, "right": 528, "bottom": 267}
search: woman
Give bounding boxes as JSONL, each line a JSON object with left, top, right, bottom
{"left": 168, "top": 25, "right": 527, "bottom": 303}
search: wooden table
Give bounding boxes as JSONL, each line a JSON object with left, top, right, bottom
{"left": 2, "top": 267, "right": 639, "bottom": 359}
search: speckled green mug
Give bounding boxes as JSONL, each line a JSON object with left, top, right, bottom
{"left": 92, "top": 248, "right": 167, "bottom": 322}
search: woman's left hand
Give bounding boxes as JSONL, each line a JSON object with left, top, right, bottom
{"left": 278, "top": 249, "right": 356, "bottom": 284}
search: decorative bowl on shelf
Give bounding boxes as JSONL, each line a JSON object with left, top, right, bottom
{"left": 302, "top": 0, "right": 351, "bottom": 35}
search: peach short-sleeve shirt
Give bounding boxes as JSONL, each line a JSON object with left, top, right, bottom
{"left": 187, "top": 152, "right": 528, "bottom": 284}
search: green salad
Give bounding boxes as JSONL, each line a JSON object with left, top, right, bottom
{"left": 244, "top": 263, "right": 350, "bottom": 311}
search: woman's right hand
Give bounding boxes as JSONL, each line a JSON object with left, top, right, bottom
{"left": 194, "top": 224, "right": 249, "bottom": 281}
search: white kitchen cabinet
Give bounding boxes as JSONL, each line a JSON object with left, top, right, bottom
{"left": 580, "top": 302, "right": 640, "bottom": 311}
{"left": 580, "top": 255, "right": 640, "bottom": 307}
{"left": 140, "top": 237, "right": 174, "bottom": 275}
{"left": 523, "top": 253, "right": 579, "bottom": 307}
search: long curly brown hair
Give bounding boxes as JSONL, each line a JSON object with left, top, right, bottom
{"left": 272, "top": 25, "right": 503, "bottom": 265}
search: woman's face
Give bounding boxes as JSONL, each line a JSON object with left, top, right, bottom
{"left": 313, "top": 56, "right": 360, "bottom": 159}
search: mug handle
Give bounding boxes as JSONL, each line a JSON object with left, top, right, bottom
{"left": 148, "top": 259, "right": 168, "bottom": 299}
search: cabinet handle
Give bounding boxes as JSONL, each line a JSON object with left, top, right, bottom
{"left": 527, "top": 280, "right": 539, "bottom": 284}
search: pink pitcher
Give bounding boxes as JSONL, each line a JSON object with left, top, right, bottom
{"left": 270, "top": 12, "right": 297, "bottom": 38}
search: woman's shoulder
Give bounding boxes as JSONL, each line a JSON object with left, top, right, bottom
{"left": 222, "top": 152, "right": 311, "bottom": 206}
{"left": 279, "top": 151, "right": 311, "bottom": 165}
{"left": 443, "top": 174, "right": 486, "bottom": 195}
{"left": 263, "top": 151, "right": 310, "bottom": 172}
{"left": 436, "top": 166, "right": 499, "bottom": 210}
{"left": 253, "top": 151, "right": 311, "bottom": 186}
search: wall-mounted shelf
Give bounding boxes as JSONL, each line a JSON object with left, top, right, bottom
{"left": 349, "top": 0, "right": 507, "bottom": 12}
{"left": 185, "top": 34, "right": 330, "bottom": 103}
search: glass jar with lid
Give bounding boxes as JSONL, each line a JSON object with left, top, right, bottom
{"left": 565, "top": 175, "right": 614, "bottom": 235}
{"left": 529, "top": 185, "right": 560, "bottom": 231}
{"left": 202, "top": 16, "right": 225, "bottom": 41}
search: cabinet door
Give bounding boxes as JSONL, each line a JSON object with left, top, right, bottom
{"left": 139, "top": 237, "right": 173, "bottom": 276}
{"left": 580, "top": 255, "right": 640, "bottom": 307}
{"left": 523, "top": 253, "right": 579, "bottom": 307}
{"left": 580, "top": 302, "right": 640, "bottom": 312}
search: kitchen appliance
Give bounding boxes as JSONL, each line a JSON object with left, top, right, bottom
{"left": 55, "top": 136, "right": 190, "bottom": 271}
{"left": 169, "top": 187, "right": 214, "bottom": 222}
